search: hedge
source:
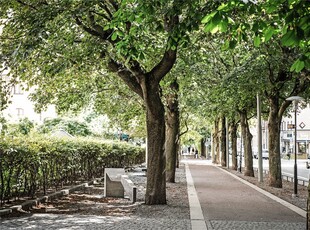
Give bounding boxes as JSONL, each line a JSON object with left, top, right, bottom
{"left": 0, "top": 135, "right": 145, "bottom": 206}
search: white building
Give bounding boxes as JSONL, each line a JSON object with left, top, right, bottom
{"left": 280, "top": 103, "right": 310, "bottom": 156}
{"left": 252, "top": 103, "right": 310, "bottom": 157}
{"left": 2, "top": 85, "right": 57, "bottom": 124}
{"left": 1, "top": 70, "right": 57, "bottom": 124}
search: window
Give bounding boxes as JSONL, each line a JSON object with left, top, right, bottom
{"left": 16, "top": 108, "right": 24, "bottom": 116}
{"left": 13, "top": 85, "right": 23, "bottom": 95}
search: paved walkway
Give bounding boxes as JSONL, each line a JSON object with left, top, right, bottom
{"left": 184, "top": 159, "right": 306, "bottom": 230}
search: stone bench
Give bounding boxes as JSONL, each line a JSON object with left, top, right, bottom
{"left": 121, "top": 175, "right": 137, "bottom": 203}
{"left": 104, "top": 168, "right": 137, "bottom": 203}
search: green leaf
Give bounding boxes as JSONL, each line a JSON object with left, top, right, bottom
{"left": 116, "top": 30, "right": 124, "bottom": 37}
{"left": 281, "top": 30, "right": 298, "bottom": 46}
{"left": 201, "top": 11, "right": 217, "bottom": 24}
{"left": 111, "top": 32, "right": 118, "bottom": 41}
{"left": 264, "top": 27, "right": 274, "bottom": 42}
{"left": 204, "top": 22, "right": 216, "bottom": 33}
{"left": 266, "top": 5, "right": 277, "bottom": 14}
{"left": 254, "top": 36, "right": 261, "bottom": 47}
{"left": 290, "top": 59, "right": 305, "bottom": 72}
{"left": 218, "top": 19, "right": 228, "bottom": 32}
{"left": 212, "top": 12, "right": 222, "bottom": 25}
{"left": 217, "top": 3, "right": 228, "bottom": 11}
{"left": 210, "top": 25, "right": 219, "bottom": 34}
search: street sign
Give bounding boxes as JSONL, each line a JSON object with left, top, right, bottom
{"left": 287, "top": 124, "right": 295, "bottom": 129}
{"left": 299, "top": 122, "right": 306, "bottom": 129}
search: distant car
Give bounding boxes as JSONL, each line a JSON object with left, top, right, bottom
{"left": 252, "top": 150, "right": 269, "bottom": 159}
{"left": 262, "top": 150, "right": 269, "bottom": 159}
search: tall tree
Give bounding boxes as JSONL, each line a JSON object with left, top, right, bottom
{"left": 238, "top": 109, "right": 254, "bottom": 176}
{"left": 230, "top": 120, "right": 238, "bottom": 170}
{"left": 165, "top": 78, "right": 180, "bottom": 183}
{"left": 0, "top": 0, "right": 204, "bottom": 205}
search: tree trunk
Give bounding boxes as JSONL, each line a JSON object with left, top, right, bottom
{"left": 239, "top": 110, "right": 254, "bottom": 177}
{"left": 211, "top": 132, "right": 216, "bottom": 163}
{"left": 200, "top": 138, "right": 206, "bottom": 158}
{"left": 308, "top": 183, "right": 310, "bottom": 228}
{"left": 165, "top": 80, "right": 179, "bottom": 183}
{"left": 268, "top": 96, "right": 282, "bottom": 188}
{"left": 212, "top": 118, "right": 220, "bottom": 164}
{"left": 220, "top": 116, "right": 227, "bottom": 167}
{"left": 230, "top": 122, "right": 238, "bottom": 171}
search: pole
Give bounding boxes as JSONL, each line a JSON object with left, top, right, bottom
{"left": 226, "top": 118, "right": 229, "bottom": 169}
{"left": 238, "top": 135, "right": 242, "bottom": 173}
{"left": 293, "top": 101, "right": 298, "bottom": 197}
{"left": 257, "top": 94, "right": 263, "bottom": 182}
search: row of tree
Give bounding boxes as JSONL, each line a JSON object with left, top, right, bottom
{"left": 0, "top": 1, "right": 309, "bottom": 206}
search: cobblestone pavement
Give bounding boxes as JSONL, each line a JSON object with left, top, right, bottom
{"left": 0, "top": 214, "right": 191, "bottom": 230}
{"left": 210, "top": 220, "right": 305, "bottom": 230}
{"left": 0, "top": 166, "right": 190, "bottom": 230}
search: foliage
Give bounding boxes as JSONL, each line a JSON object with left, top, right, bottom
{"left": 201, "top": 0, "right": 310, "bottom": 72}
{"left": 18, "top": 117, "right": 34, "bottom": 135}
{"left": 38, "top": 118, "right": 92, "bottom": 136}
{"left": 0, "top": 135, "right": 145, "bottom": 205}
{"left": 0, "top": 116, "right": 7, "bottom": 135}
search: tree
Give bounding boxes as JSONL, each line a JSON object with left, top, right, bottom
{"left": 229, "top": 120, "right": 238, "bottom": 170}
{"left": 164, "top": 78, "right": 179, "bottom": 183}
{"left": 257, "top": 44, "right": 309, "bottom": 187}
{"left": 201, "top": 0, "right": 310, "bottom": 72}
{"left": 0, "top": 0, "right": 206, "bottom": 205}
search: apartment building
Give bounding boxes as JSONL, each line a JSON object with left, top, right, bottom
{"left": 1, "top": 69, "right": 57, "bottom": 124}
{"left": 251, "top": 103, "right": 310, "bottom": 156}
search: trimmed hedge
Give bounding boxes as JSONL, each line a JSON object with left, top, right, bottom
{"left": 0, "top": 135, "right": 145, "bottom": 206}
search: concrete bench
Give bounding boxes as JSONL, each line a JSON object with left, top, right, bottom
{"left": 121, "top": 175, "right": 137, "bottom": 203}
{"left": 104, "top": 168, "right": 137, "bottom": 203}
{"left": 104, "top": 168, "right": 125, "bottom": 198}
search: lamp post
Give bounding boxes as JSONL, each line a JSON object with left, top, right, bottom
{"left": 286, "top": 96, "right": 304, "bottom": 197}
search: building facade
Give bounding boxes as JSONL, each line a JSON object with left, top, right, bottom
{"left": 253, "top": 103, "right": 310, "bottom": 157}
{"left": 1, "top": 69, "right": 57, "bottom": 124}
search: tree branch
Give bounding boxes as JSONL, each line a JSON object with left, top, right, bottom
{"left": 107, "top": 59, "right": 143, "bottom": 98}
{"left": 16, "top": 0, "right": 37, "bottom": 10}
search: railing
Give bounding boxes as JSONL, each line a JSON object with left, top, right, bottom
{"left": 253, "top": 168, "right": 309, "bottom": 187}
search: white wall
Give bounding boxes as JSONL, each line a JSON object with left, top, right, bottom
{"left": 2, "top": 83, "right": 57, "bottom": 124}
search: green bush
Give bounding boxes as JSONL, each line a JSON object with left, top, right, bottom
{"left": 18, "top": 118, "right": 34, "bottom": 135}
{"left": 38, "top": 118, "right": 92, "bottom": 136}
{"left": 0, "top": 135, "right": 145, "bottom": 205}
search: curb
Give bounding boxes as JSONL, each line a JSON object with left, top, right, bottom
{"left": 0, "top": 181, "right": 98, "bottom": 218}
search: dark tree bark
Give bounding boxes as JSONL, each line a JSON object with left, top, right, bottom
{"left": 239, "top": 110, "right": 254, "bottom": 177}
{"left": 268, "top": 94, "right": 283, "bottom": 187}
{"left": 212, "top": 118, "right": 220, "bottom": 164}
{"left": 108, "top": 50, "right": 178, "bottom": 205}
{"left": 103, "top": 13, "right": 179, "bottom": 204}
{"left": 230, "top": 121, "right": 238, "bottom": 171}
{"left": 220, "top": 116, "right": 227, "bottom": 167}
{"left": 200, "top": 138, "right": 206, "bottom": 158}
{"left": 165, "top": 79, "right": 180, "bottom": 183}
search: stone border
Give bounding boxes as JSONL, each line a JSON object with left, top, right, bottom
{"left": 0, "top": 181, "right": 95, "bottom": 217}
{"left": 185, "top": 163, "right": 208, "bottom": 230}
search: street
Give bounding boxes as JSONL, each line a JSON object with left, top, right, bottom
{"left": 229, "top": 156, "right": 309, "bottom": 183}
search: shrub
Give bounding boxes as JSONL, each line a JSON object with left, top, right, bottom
{"left": 0, "top": 135, "right": 145, "bottom": 205}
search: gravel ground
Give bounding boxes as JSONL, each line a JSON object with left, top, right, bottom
{"left": 0, "top": 165, "right": 190, "bottom": 221}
